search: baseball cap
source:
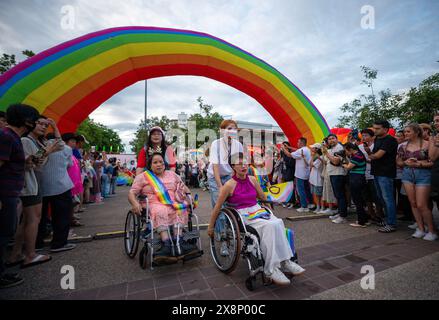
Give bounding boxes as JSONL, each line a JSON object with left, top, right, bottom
{"left": 310, "top": 143, "right": 322, "bottom": 149}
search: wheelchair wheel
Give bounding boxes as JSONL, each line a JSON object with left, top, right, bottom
{"left": 210, "top": 209, "right": 241, "bottom": 274}
{"left": 124, "top": 211, "right": 141, "bottom": 258}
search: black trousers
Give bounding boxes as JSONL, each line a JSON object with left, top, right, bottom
{"left": 349, "top": 174, "right": 368, "bottom": 225}
{"left": 0, "top": 197, "right": 19, "bottom": 276}
{"left": 37, "top": 190, "right": 72, "bottom": 249}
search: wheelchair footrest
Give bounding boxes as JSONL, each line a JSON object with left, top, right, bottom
{"left": 182, "top": 231, "right": 200, "bottom": 241}
{"left": 181, "top": 250, "right": 203, "bottom": 262}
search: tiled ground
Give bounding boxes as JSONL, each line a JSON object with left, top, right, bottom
{"left": 47, "top": 229, "right": 439, "bottom": 300}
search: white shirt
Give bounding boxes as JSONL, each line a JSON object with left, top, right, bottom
{"left": 324, "top": 143, "right": 347, "bottom": 176}
{"left": 309, "top": 157, "right": 324, "bottom": 187}
{"left": 207, "top": 137, "right": 244, "bottom": 178}
{"left": 359, "top": 143, "right": 374, "bottom": 180}
{"left": 291, "top": 147, "right": 311, "bottom": 180}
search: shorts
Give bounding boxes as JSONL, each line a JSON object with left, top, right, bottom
{"left": 401, "top": 167, "right": 431, "bottom": 186}
{"left": 310, "top": 184, "right": 323, "bottom": 197}
{"left": 20, "top": 187, "right": 42, "bottom": 207}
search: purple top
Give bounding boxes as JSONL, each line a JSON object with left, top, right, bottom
{"left": 227, "top": 175, "right": 258, "bottom": 209}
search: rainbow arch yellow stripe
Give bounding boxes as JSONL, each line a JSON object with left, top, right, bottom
{"left": 0, "top": 27, "right": 329, "bottom": 143}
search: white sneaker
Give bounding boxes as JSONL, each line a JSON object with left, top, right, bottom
{"left": 286, "top": 204, "right": 294, "bottom": 209}
{"left": 220, "top": 242, "right": 229, "bottom": 256}
{"left": 329, "top": 214, "right": 340, "bottom": 220}
{"left": 332, "top": 217, "right": 347, "bottom": 224}
{"left": 308, "top": 204, "right": 316, "bottom": 210}
{"left": 423, "top": 232, "right": 438, "bottom": 241}
{"left": 297, "top": 208, "right": 310, "bottom": 213}
{"left": 408, "top": 222, "right": 418, "bottom": 230}
{"left": 411, "top": 228, "right": 426, "bottom": 239}
{"left": 267, "top": 267, "right": 291, "bottom": 286}
{"left": 281, "top": 260, "right": 305, "bottom": 276}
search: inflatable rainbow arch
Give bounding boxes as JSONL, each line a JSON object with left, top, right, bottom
{"left": 0, "top": 27, "right": 330, "bottom": 144}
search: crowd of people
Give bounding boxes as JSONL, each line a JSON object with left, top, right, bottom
{"left": 0, "top": 105, "right": 122, "bottom": 289}
{"left": 267, "top": 119, "right": 439, "bottom": 240}
{"left": 2, "top": 103, "right": 439, "bottom": 290}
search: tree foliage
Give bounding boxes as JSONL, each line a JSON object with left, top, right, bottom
{"left": 129, "top": 97, "right": 224, "bottom": 154}
{"left": 397, "top": 73, "right": 439, "bottom": 126}
{"left": 337, "top": 66, "right": 438, "bottom": 130}
{"left": 0, "top": 50, "right": 35, "bottom": 74}
{"left": 77, "top": 117, "right": 125, "bottom": 153}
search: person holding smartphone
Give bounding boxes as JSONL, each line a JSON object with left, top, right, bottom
{"left": 397, "top": 123, "right": 436, "bottom": 241}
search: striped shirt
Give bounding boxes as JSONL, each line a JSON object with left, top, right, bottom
{"left": 40, "top": 141, "right": 74, "bottom": 197}
{"left": 350, "top": 151, "right": 366, "bottom": 175}
{"left": 0, "top": 127, "right": 25, "bottom": 197}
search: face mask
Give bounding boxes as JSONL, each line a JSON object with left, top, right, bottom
{"left": 226, "top": 129, "right": 238, "bottom": 139}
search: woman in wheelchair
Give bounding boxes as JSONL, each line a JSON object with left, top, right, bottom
{"left": 207, "top": 152, "right": 305, "bottom": 286}
{"left": 128, "top": 153, "right": 197, "bottom": 263}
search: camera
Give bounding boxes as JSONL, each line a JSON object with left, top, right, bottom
{"left": 333, "top": 150, "right": 349, "bottom": 165}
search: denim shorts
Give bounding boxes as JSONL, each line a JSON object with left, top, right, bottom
{"left": 401, "top": 167, "right": 431, "bottom": 186}
{"left": 310, "top": 184, "right": 323, "bottom": 197}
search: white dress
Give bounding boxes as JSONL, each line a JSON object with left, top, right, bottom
{"left": 236, "top": 203, "right": 293, "bottom": 275}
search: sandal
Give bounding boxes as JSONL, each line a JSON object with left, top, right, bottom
{"left": 5, "top": 256, "right": 25, "bottom": 268}
{"left": 21, "top": 254, "right": 52, "bottom": 269}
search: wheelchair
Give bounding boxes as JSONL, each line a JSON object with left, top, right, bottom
{"left": 124, "top": 194, "right": 203, "bottom": 270}
{"left": 210, "top": 201, "right": 298, "bottom": 291}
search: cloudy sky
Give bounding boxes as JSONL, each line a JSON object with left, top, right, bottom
{"left": 1, "top": 0, "right": 438, "bottom": 150}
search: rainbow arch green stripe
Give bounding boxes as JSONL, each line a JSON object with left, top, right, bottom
{"left": 0, "top": 27, "right": 330, "bottom": 143}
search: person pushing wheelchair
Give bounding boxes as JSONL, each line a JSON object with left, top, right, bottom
{"left": 207, "top": 152, "right": 306, "bottom": 286}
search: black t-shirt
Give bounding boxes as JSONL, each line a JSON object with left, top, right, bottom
{"left": 281, "top": 151, "right": 295, "bottom": 181}
{"left": 112, "top": 165, "right": 119, "bottom": 177}
{"left": 371, "top": 135, "right": 398, "bottom": 178}
{"left": 431, "top": 159, "right": 439, "bottom": 199}
{"left": 0, "top": 127, "right": 25, "bottom": 197}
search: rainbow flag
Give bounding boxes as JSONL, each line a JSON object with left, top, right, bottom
{"left": 265, "top": 181, "right": 294, "bottom": 203}
{"left": 243, "top": 208, "right": 271, "bottom": 220}
{"left": 143, "top": 170, "right": 187, "bottom": 214}
{"left": 285, "top": 228, "right": 296, "bottom": 255}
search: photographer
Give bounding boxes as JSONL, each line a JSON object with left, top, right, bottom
{"left": 280, "top": 141, "right": 297, "bottom": 209}
{"left": 342, "top": 143, "right": 368, "bottom": 227}
{"left": 8, "top": 116, "right": 64, "bottom": 269}
{"left": 322, "top": 134, "right": 348, "bottom": 224}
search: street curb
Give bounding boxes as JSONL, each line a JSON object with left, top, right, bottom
{"left": 286, "top": 213, "right": 332, "bottom": 222}
{"left": 93, "top": 224, "right": 210, "bottom": 240}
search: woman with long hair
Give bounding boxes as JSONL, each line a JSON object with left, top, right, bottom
{"left": 397, "top": 123, "right": 437, "bottom": 241}
{"left": 136, "top": 126, "right": 176, "bottom": 176}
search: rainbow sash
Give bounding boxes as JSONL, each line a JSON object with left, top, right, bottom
{"left": 285, "top": 228, "right": 296, "bottom": 255}
{"left": 243, "top": 208, "right": 271, "bottom": 220}
{"left": 143, "top": 170, "right": 187, "bottom": 214}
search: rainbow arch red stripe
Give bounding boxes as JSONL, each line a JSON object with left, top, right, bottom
{"left": 0, "top": 27, "right": 330, "bottom": 143}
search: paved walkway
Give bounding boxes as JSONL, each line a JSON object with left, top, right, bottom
{"left": 1, "top": 186, "right": 439, "bottom": 300}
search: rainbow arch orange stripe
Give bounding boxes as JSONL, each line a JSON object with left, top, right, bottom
{"left": 0, "top": 27, "right": 330, "bottom": 143}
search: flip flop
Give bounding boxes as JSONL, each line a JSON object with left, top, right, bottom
{"left": 5, "top": 257, "right": 25, "bottom": 268}
{"left": 21, "top": 254, "right": 52, "bottom": 269}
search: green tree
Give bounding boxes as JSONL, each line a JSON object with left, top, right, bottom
{"left": 0, "top": 50, "right": 35, "bottom": 74}
{"left": 129, "top": 97, "right": 224, "bottom": 154}
{"left": 188, "top": 97, "right": 224, "bottom": 148}
{"left": 337, "top": 66, "right": 399, "bottom": 129}
{"left": 77, "top": 117, "right": 125, "bottom": 153}
{"left": 398, "top": 73, "right": 439, "bottom": 126}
